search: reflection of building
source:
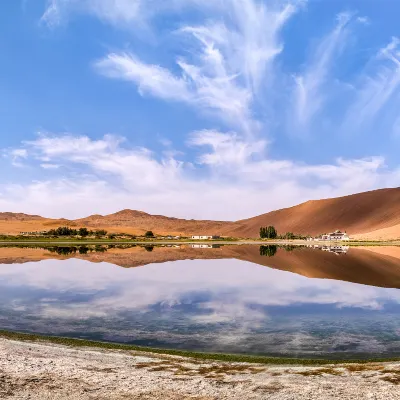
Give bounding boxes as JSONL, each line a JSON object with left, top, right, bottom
{"left": 317, "top": 230, "right": 350, "bottom": 241}
{"left": 191, "top": 244, "right": 221, "bottom": 249}
{"left": 321, "top": 245, "right": 349, "bottom": 255}
{"left": 191, "top": 235, "right": 220, "bottom": 240}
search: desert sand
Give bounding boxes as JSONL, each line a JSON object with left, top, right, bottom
{"left": 1, "top": 187, "right": 400, "bottom": 239}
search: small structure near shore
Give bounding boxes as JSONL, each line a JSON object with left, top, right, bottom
{"left": 316, "top": 230, "right": 350, "bottom": 241}
{"left": 191, "top": 235, "right": 220, "bottom": 240}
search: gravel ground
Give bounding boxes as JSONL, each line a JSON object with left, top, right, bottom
{"left": 0, "top": 338, "right": 400, "bottom": 399}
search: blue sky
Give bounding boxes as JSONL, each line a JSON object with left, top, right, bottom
{"left": 1, "top": 0, "right": 400, "bottom": 220}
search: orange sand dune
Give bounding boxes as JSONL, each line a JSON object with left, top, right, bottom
{"left": 222, "top": 187, "right": 400, "bottom": 239}
{"left": 1, "top": 187, "right": 400, "bottom": 239}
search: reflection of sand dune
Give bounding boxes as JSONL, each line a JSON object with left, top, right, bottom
{"left": 1, "top": 245, "right": 400, "bottom": 289}
{"left": 230, "top": 246, "right": 400, "bottom": 289}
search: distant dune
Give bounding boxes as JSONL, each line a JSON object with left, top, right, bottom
{"left": 1, "top": 187, "right": 400, "bottom": 239}
{"left": 0, "top": 209, "right": 233, "bottom": 237}
{"left": 221, "top": 187, "right": 400, "bottom": 239}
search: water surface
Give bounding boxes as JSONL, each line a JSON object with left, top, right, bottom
{"left": 1, "top": 244, "right": 400, "bottom": 359}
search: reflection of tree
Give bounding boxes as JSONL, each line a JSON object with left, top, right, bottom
{"left": 79, "top": 246, "right": 89, "bottom": 255}
{"left": 47, "top": 246, "right": 108, "bottom": 255}
{"left": 144, "top": 246, "right": 154, "bottom": 252}
{"left": 282, "top": 245, "right": 296, "bottom": 252}
{"left": 48, "top": 247, "right": 78, "bottom": 255}
{"left": 95, "top": 245, "right": 107, "bottom": 253}
{"left": 259, "top": 245, "right": 277, "bottom": 257}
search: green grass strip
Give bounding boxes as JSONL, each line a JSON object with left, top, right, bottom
{"left": 0, "top": 330, "right": 399, "bottom": 365}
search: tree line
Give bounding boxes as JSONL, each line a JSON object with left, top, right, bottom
{"left": 260, "top": 226, "right": 307, "bottom": 240}
{"left": 44, "top": 227, "right": 157, "bottom": 238}
{"left": 45, "top": 227, "right": 108, "bottom": 237}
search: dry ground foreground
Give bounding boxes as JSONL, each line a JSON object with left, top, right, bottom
{"left": 1, "top": 338, "right": 400, "bottom": 399}
{"left": 2, "top": 187, "right": 400, "bottom": 240}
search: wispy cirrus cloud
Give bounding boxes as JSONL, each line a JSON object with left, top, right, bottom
{"left": 40, "top": 0, "right": 400, "bottom": 140}
{"left": 95, "top": 53, "right": 192, "bottom": 103}
{"left": 41, "top": 0, "right": 147, "bottom": 28}
{"left": 293, "top": 12, "right": 353, "bottom": 128}
{"left": 94, "top": 0, "right": 299, "bottom": 134}
{"left": 343, "top": 37, "right": 400, "bottom": 133}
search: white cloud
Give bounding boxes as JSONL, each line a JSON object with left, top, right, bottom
{"left": 1, "top": 133, "right": 399, "bottom": 220}
{"left": 40, "top": 0, "right": 400, "bottom": 140}
{"left": 357, "top": 16, "right": 370, "bottom": 25}
{"left": 41, "top": 0, "right": 146, "bottom": 28}
{"left": 95, "top": 53, "right": 193, "bottom": 102}
{"left": 3, "top": 148, "right": 28, "bottom": 168}
{"left": 294, "top": 12, "right": 353, "bottom": 127}
{"left": 344, "top": 37, "right": 400, "bottom": 132}
{"left": 188, "top": 130, "right": 267, "bottom": 167}
{"left": 226, "top": 0, "right": 298, "bottom": 91}
{"left": 40, "top": 163, "right": 61, "bottom": 169}
{"left": 93, "top": 1, "right": 301, "bottom": 134}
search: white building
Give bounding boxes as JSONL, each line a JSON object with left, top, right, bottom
{"left": 319, "top": 230, "right": 350, "bottom": 241}
{"left": 191, "top": 235, "right": 220, "bottom": 240}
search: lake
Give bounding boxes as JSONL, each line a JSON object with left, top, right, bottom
{"left": 0, "top": 244, "right": 400, "bottom": 359}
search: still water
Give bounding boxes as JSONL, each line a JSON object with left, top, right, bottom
{"left": 0, "top": 244, "right": 400, "bottom": 359}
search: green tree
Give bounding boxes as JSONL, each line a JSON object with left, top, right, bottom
{"left": 79, "top": 227, "right": 89, "bottom": 237}
{"left": 145, "top": 231, "right": 155, "bottom": 238}
{"left": 260, "top": 226, "right": 278, "bottom": 239}
{"left": 267, "top": 226, "right": 277, "bottom": 239}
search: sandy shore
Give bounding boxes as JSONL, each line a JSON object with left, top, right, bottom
{"left": 1, "top": 338, "right": 400, "bottom": 399}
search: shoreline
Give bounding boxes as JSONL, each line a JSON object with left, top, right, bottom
{"left": 1, "top": 330, "right": 399, "bottom": 365}
{"left": 0, "top": 239, "right": 399, "bottom": 246}
{"left": 1, "top": 332, "right": 400, "bottom": 399}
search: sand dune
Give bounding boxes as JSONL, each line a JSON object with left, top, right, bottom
{"left": 222, "top": 187, "right": 400, "bottom": 239}
{"left": 1, "top": 187, "right": 400, "bottom": 239}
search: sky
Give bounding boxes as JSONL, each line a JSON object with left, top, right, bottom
{"left": 1, "top": 0, "right": 400, "bottom": 220}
